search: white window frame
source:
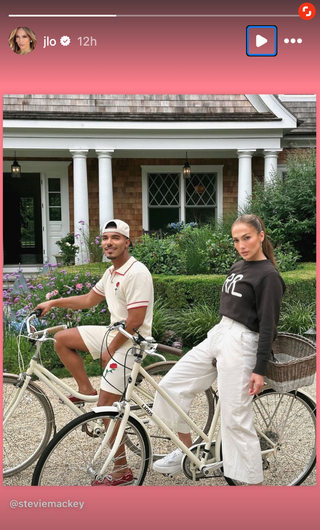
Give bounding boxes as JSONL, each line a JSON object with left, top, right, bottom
{"left": 141, "top": 165, "right": 223, "bottom": 230}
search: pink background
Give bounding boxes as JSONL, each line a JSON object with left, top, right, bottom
{"left": 1, "top": 1, "right": 319, "bottom": 529}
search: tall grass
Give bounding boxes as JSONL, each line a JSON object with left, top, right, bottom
{"left": 174, "top": 303, "right": 221, "bottom": 347}
{"left": 278, "top": 301, "right": 316, "bottom": 335}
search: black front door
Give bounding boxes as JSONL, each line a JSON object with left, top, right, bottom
{"left": 3, "top": 173, "right": 43, "bottom": 265}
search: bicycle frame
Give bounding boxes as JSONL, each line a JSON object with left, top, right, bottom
{"left": 87, "top": 331, "right": 281, "bottom": 482}
{"left": 4, "top": 340, "right": 99, "bottom": 427}
{"left": 88, "top": 353, "right": 222, "bottom": 480}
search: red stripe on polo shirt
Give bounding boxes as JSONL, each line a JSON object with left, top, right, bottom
{"left": 127, "top": 301, "right": 149, "bottom": 308}
{"left": 93, "top": 285, "right": 105, "bottom": 296}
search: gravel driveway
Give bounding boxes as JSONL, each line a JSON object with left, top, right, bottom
{"left": 3, "top": 374, "right": 316, "bottom": 487}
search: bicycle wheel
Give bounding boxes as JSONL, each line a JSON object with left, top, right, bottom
{"left": 131, "top": 361, "right": 215, "bottom": 458}
{"left": 3, "top": 374, "right": 55, "bottom": 477}
{"left": 32, "top": 410, "right": 150, "bottom": 486}
{"left": 224, "top": 388, "right": 316, "bottom": 486}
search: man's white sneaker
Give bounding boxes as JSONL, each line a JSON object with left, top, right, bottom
{"left": 152, "top": 448, "right": 183, "bottom": 474}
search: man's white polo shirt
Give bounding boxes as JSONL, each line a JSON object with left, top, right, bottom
{"left": 93, "top": 256, "right": 154, "bottom": 346}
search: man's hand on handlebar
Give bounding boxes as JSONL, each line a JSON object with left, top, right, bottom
{"left": 34, "top": 301, "right": 54, "bottom": 317}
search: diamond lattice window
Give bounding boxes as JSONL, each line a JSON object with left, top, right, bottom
{"left": 148, "top": 173, "right": 180, "bottom": 206}
{"left": 148, "top": 173, "right": 180, "bottom": 230}
{"left": 186, "top": 173, "right": 217, "bottom": 207}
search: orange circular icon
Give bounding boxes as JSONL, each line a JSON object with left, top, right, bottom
{"left": 299, "top": 3, "right": 316, "bottom": 20}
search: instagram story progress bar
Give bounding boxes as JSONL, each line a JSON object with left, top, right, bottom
{"left": 246, "top": 26, "right": 278, "bottom": 57}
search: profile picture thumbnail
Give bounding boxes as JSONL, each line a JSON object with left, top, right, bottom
{"left": 9, "top": 27, "right": 37, "bottom": 55}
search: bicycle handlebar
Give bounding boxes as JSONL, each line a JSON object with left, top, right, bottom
{"left": 111, "top": 322, "right": 183, "bottom": 358}
{"left": 24, "top": 312, "right": 67, "bottom": 338}
{"left": 30, "top": 325, "right": 67, "bottom": 337}
{"left": 156, "top": 343, "right": 183, "bottom": 357}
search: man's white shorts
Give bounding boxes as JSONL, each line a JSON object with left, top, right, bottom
{"left": 78, "top": 325, "right": 134, "bottom": 395}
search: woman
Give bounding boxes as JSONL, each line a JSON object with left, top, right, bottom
{"left": 9, "top": 27, "right": 37, "bottom": 55}
{"left": 153, "top": 214, "right": 286, "bottom": 485}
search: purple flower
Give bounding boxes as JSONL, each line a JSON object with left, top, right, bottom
{"left": 101, "top": 309, "right": 106, "bottom": 313}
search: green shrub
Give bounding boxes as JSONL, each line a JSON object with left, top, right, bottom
{"left": 153, "top": 263, "right": 315, "bottom": 312}
{"left": 242, "top": 148, "right": 316, "bottom": 261}
{"left": 153, "top": 274, "right": 224, "bottom": 310}
{"left": 206, "top": 233, "right": 238, "bottom": 274}
{"left": 273, "top": 243, "right": 300, "bottom": 272}
{"left": 132, "top": 235, "right": 185, "bottom": 275}
{"left": 281, "top": 264, "right": 316, "bottom": 307}
{"left": 133, "top": 222, "right": 299, "bottom": 276}
{"left": 55, "top": 233, "right": 78, "bottom": 264}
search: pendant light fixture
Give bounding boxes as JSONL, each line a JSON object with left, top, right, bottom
{"left": 183, "top": 151, "right": 191, "bottom": 179}
{"left": 11, "top": 151, "right": 21, "bottom": 178}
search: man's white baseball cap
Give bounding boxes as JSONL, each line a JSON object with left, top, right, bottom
{"left": 102, "top": 219, "right": 130, "bottom": 238}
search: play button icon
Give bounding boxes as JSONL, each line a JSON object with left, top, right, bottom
{"left": 256, "top": 34, "right": 268, "bottom": 47}
{"left": 246, "top": 26, "right": 278, "bottom": 56}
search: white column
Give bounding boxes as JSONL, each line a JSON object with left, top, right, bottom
{"left": 96, "top": 150, "right": 114, "bottom": 229}
{"left": 264, "top": 149, "right": 282, "bottom": 183}
{"left": 237, "top": 150, "right": 256, "bottom": 210}
{"left": 70, "top": 149, "right": 89, "bottom": 265}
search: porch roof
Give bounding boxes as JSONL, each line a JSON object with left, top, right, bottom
{"left": 280, "top": 101, "right": 316, "bottom": 135}
{"left": 3, "top": 94, "right": 278, "bottom": 121}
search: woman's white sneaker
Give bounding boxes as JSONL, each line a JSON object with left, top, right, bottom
{"left": 152, "top": 448, "right": 183, "bottom": 474}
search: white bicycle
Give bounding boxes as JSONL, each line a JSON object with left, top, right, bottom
{"left": 32, "top": 323, "right": 316, "bottom": 486}
{"left": 4, "top": 311, "right": 213, "bottom": 478}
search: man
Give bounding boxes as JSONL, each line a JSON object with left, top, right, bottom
{"left": 36, "top": 219, "right": 154, "bottom": 485}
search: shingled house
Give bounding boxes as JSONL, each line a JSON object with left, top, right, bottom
{"left": 3, "top": 94, "right": 315, "bottom": 270}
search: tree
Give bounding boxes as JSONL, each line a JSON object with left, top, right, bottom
{"left": 243, "top": 148, "right": 316, "bottom": 261}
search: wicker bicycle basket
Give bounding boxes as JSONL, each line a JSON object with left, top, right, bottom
{"left": 265, "top": 332, "right": 316, "bottom": 392}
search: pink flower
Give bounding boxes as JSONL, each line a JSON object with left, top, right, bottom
{"left": 46, "top": 289, "right": 59, "bottom": 300}
{"left": 76, "top": 283, "right": 83, "bottom": 290}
